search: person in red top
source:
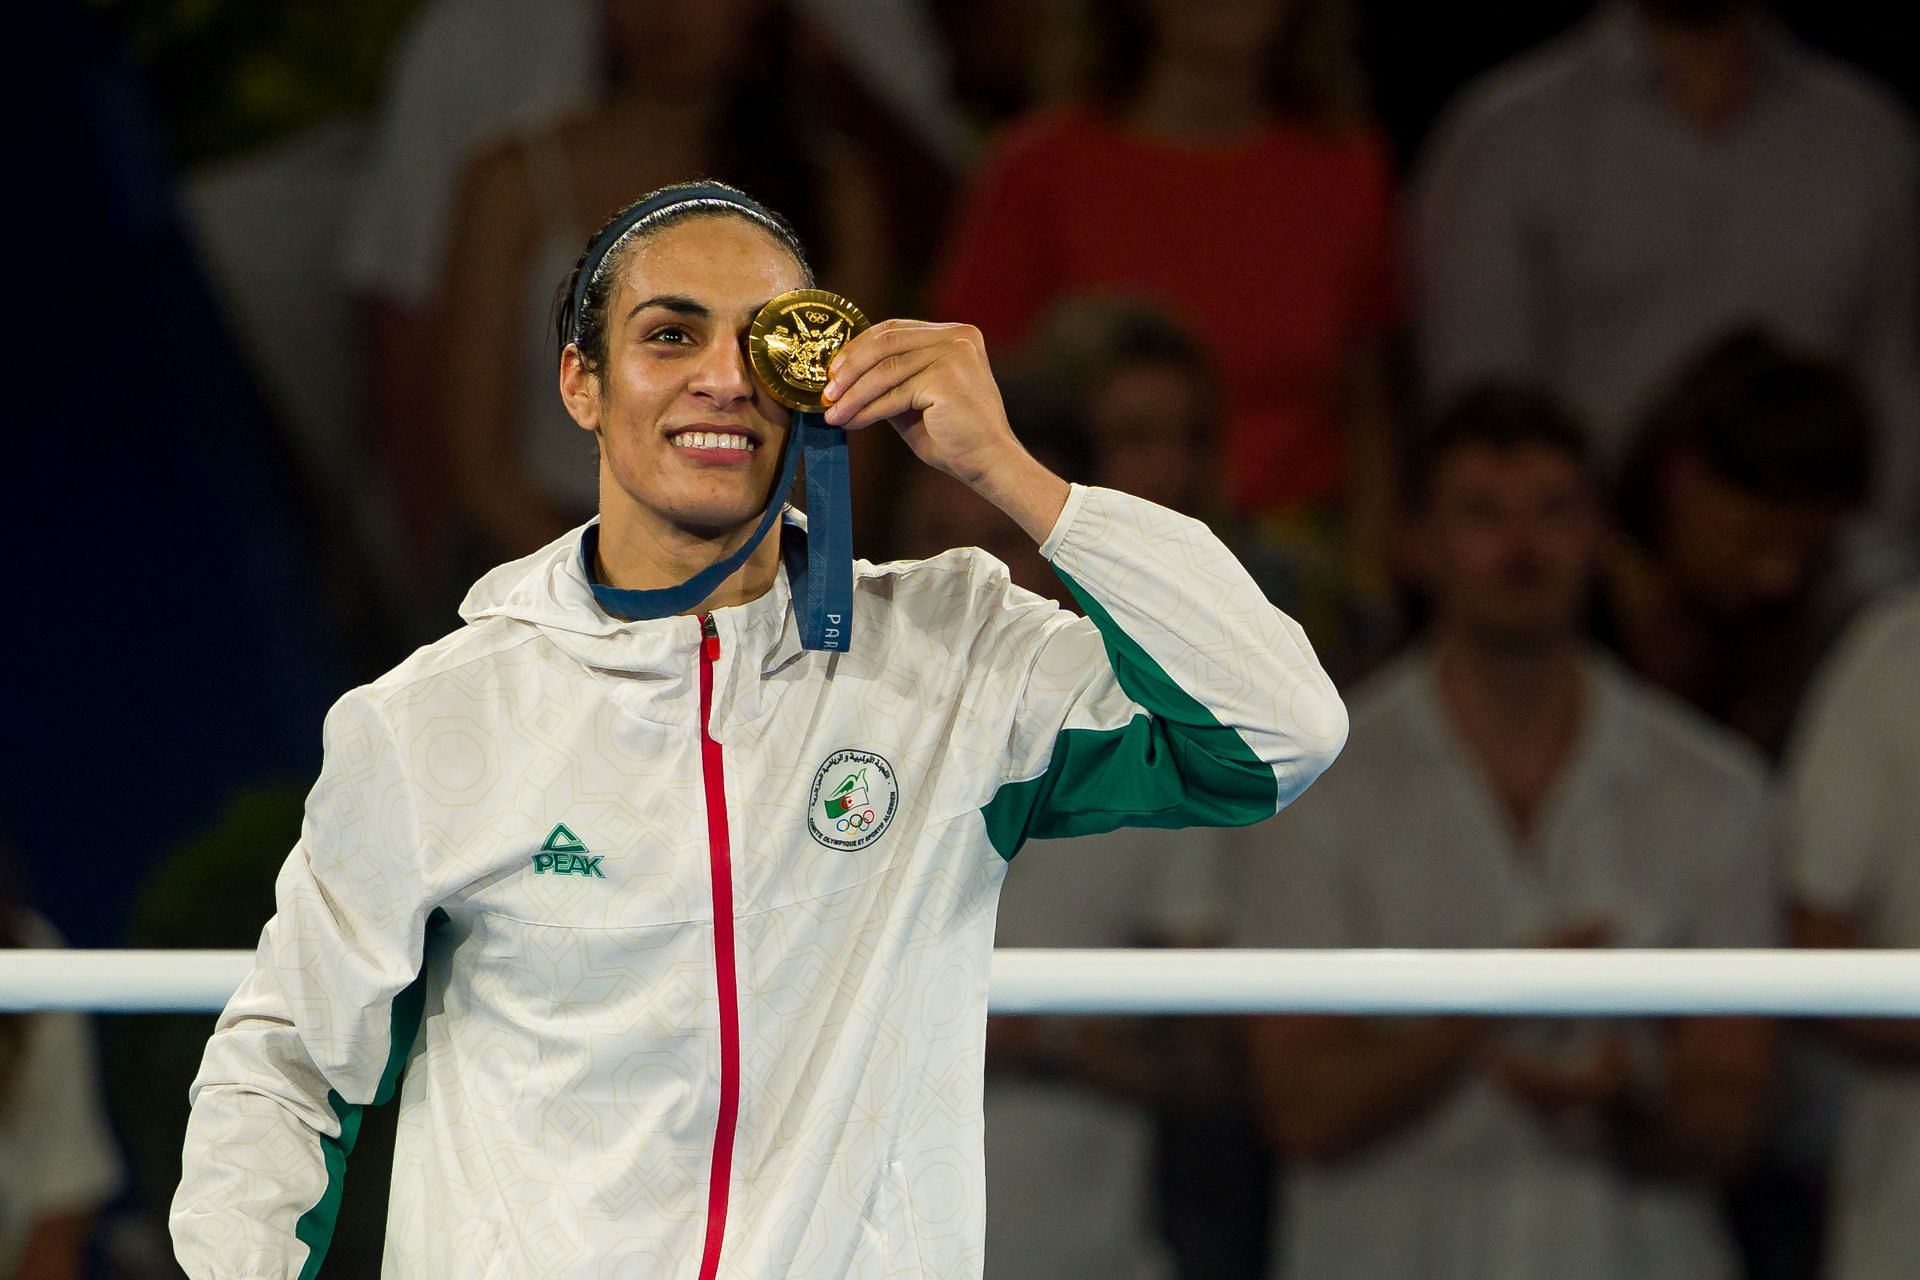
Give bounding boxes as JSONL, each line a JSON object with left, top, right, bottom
{"left": 935, "top": 0, "right": 1402, "bottom": 616}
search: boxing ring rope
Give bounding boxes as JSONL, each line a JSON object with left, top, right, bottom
{"left": 2, "top": 949, "right": 1918, "bottom": 1016}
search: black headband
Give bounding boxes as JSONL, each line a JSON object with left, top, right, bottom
{"left": 565, "top": 182, "right": 802, "bottom": 348}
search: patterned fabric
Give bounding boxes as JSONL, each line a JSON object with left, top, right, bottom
{"left": 170, "top": 484, "right": 1346, "bottom": 1279}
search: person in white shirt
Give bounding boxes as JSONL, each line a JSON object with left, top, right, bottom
{"left": 1236, "top": 382, "right": 1777, "bottom": 1280}
{"left": 1414, "top": 0, "right": 1920, "bottom": 573}
{"left": 1783, "top": 586, "right": 1920, "bottom": 1280}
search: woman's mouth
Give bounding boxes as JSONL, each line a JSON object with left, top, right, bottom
{"left": 669, "top": 429, "right": 757, "bottom": 453}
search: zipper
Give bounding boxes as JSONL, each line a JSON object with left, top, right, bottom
{"left": 696, "top": 612, "right": 741, "bottom": 1280}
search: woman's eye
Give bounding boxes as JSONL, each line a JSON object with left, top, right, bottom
{"left": 649, "top": 326, "right": 692, "bottom": 345}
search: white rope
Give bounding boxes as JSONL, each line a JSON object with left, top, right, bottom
{"left": 988, "top": 949, "right": 1920, "bottom": 1016}
{"left": 2, "top": 949, "right": 1919, "bottom": 1016}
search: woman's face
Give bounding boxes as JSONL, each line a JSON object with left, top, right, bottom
{"left": 561, "top": 215, "right": 808, "bottom": 540}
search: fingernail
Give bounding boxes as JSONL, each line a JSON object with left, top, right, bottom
{"left": 823, "top": 380, "right": 841, "bottom": 401}
{"left": 823, "top": 402, "right": 844, "bottom": 424}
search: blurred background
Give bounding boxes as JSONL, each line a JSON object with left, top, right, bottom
{"left": 8, "top": 0, "right": 1920, "bottom": 1276}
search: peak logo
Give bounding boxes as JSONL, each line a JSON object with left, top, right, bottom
{"left": 532, "top": 851, "right": 605, "bottom": 877}
{"left": 532, "top": 823, "right": 605, "bottom": 877}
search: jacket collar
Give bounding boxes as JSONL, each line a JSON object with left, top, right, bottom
{"left": 458, "top": 514, "right": 807, "bottom": 679}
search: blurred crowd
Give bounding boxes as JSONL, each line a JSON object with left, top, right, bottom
{"left": 11, "top": 0, "right": 1920, "bottom": 1276}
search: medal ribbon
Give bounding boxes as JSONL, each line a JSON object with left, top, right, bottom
{"left": 793, "top": 412, "right": 853, "bottom": 652}
{"left": 583, "top": 412, "right": 853, "bottom": 652}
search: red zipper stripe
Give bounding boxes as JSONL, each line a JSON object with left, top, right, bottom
{"left": 696, "top": 614, "right": 741, "bottom": 1280}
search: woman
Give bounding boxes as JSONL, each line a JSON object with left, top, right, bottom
{"left": 936, "top": 0, "right": 1401, "bottom": 632}
{"left": 173, "top": 181, "right": 1345, "bottom": 1279}
{"left": 439, "top": 0, "right": 890, "bottom": 569}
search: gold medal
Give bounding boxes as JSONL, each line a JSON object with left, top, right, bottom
{"left": 748, "top": 289, "right": 871, "bottom": 412}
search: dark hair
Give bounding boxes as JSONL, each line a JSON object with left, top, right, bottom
{"left": 1407, "top": 382, "right": 1594, "bottom": 508}
{"left": 1015, "top": 293, "right": 1219, "bottom": 446}
{"left": 554, "top": 180, "right": 814, "bottom": 379}
{"left": 1030, "top": 294, "right": 1215, "bottom": 384}
{"left": 1616, "top": 327, "right": 1875, "bottom": 547}
{"left": 1079, "top": 0, "right": 1366, "bottom": 127}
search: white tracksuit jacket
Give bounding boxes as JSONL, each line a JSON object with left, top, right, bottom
{"left": 171, "top": 484, "right": 1347, "bottom": 1279}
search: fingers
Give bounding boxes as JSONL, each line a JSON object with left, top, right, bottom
{"left": 820, "top": 319, "right": 985, "bottom": 425}
{"left": 823, "top": 319, "right": 938, "bottom": 394}
{"left": 829, "top": 381, "right": 929, "bottom": 432}
{"left": 822, "top": 342, "right": 944, "bottom": 427}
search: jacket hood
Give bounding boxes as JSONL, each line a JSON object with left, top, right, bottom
{"left": 457, "top": 517, "right": 804, "bottom": 677}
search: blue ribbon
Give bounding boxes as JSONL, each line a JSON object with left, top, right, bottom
{"left": 582, "top": 412, "right": 854, "bottom": 652}
{"left": 793, "top": 412, "right": 854, "bottom": 652}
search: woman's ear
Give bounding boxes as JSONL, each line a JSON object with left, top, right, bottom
{"left": 559, "top": 345, "right": 602, "bottom": 432}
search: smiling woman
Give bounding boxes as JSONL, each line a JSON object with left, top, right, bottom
{"left": 169, "top": 177, "right": 1346, "bottom": 1280}
{"left": 551, "top": 182, "right": 815, "bottom": 609}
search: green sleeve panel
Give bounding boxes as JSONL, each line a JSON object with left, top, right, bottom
{"left": 981, "top": 570, "right": 1279, "bottom": 861}
{"left": 295, "top": 906, "right": 447, "bottom": 1279}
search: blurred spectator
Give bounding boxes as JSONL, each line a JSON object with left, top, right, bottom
{"left": 1003, "top": 297, "right": 1278, "bottom": 1277}
{"left": 1011, "top": 296, "right": 1221, "bottom": 519}
{"left": 1784, "top": 585, "right": 1920, "bottom": 1280}
{"left": 876, "top": 294, "right": 1212, "bottom": 582}
{"left": 343, "top": 0, "right": 599, "bottom": 598}
{"left": 345, "top": 0, "right": 957, "bottom": 317}
{"left": 0, "top": 846, "right": 124, "bottom": 1278}
{"left": 1414, "top": 0, "right": 1920, "bottom": 578}
{"left": 934, "top": 0, "right": 1403, "bottom": 605}
{"left": 935, "top": 0, "right": 1077, "bottom": 124}
{"left": 348, "top": 0, "right": 959, "bottom": 599}
{"left": 1600, "top": 327, "right": 1873, "bottom": 756}
{"left": 181, "top": 121, "right": 403, "bottom": 676}
{"left": 93, "top": 1, "right": 432, "bottom": 666}
{"left": 1237, "top": 384, "right": 1776, "bottom": 1280}
{"left": 892, "top": 458, "right": 1245, "bottom": 1280}
{"left": 436, "top": 0, "right": 892, "bottom": 574}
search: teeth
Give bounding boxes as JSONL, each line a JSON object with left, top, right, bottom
{"left": 672, "top": 431, "right": 753, "bottom": 451}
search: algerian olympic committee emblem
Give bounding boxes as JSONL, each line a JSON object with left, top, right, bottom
{"left": 807, "top": 748, "right": 898, "bottom": 850}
